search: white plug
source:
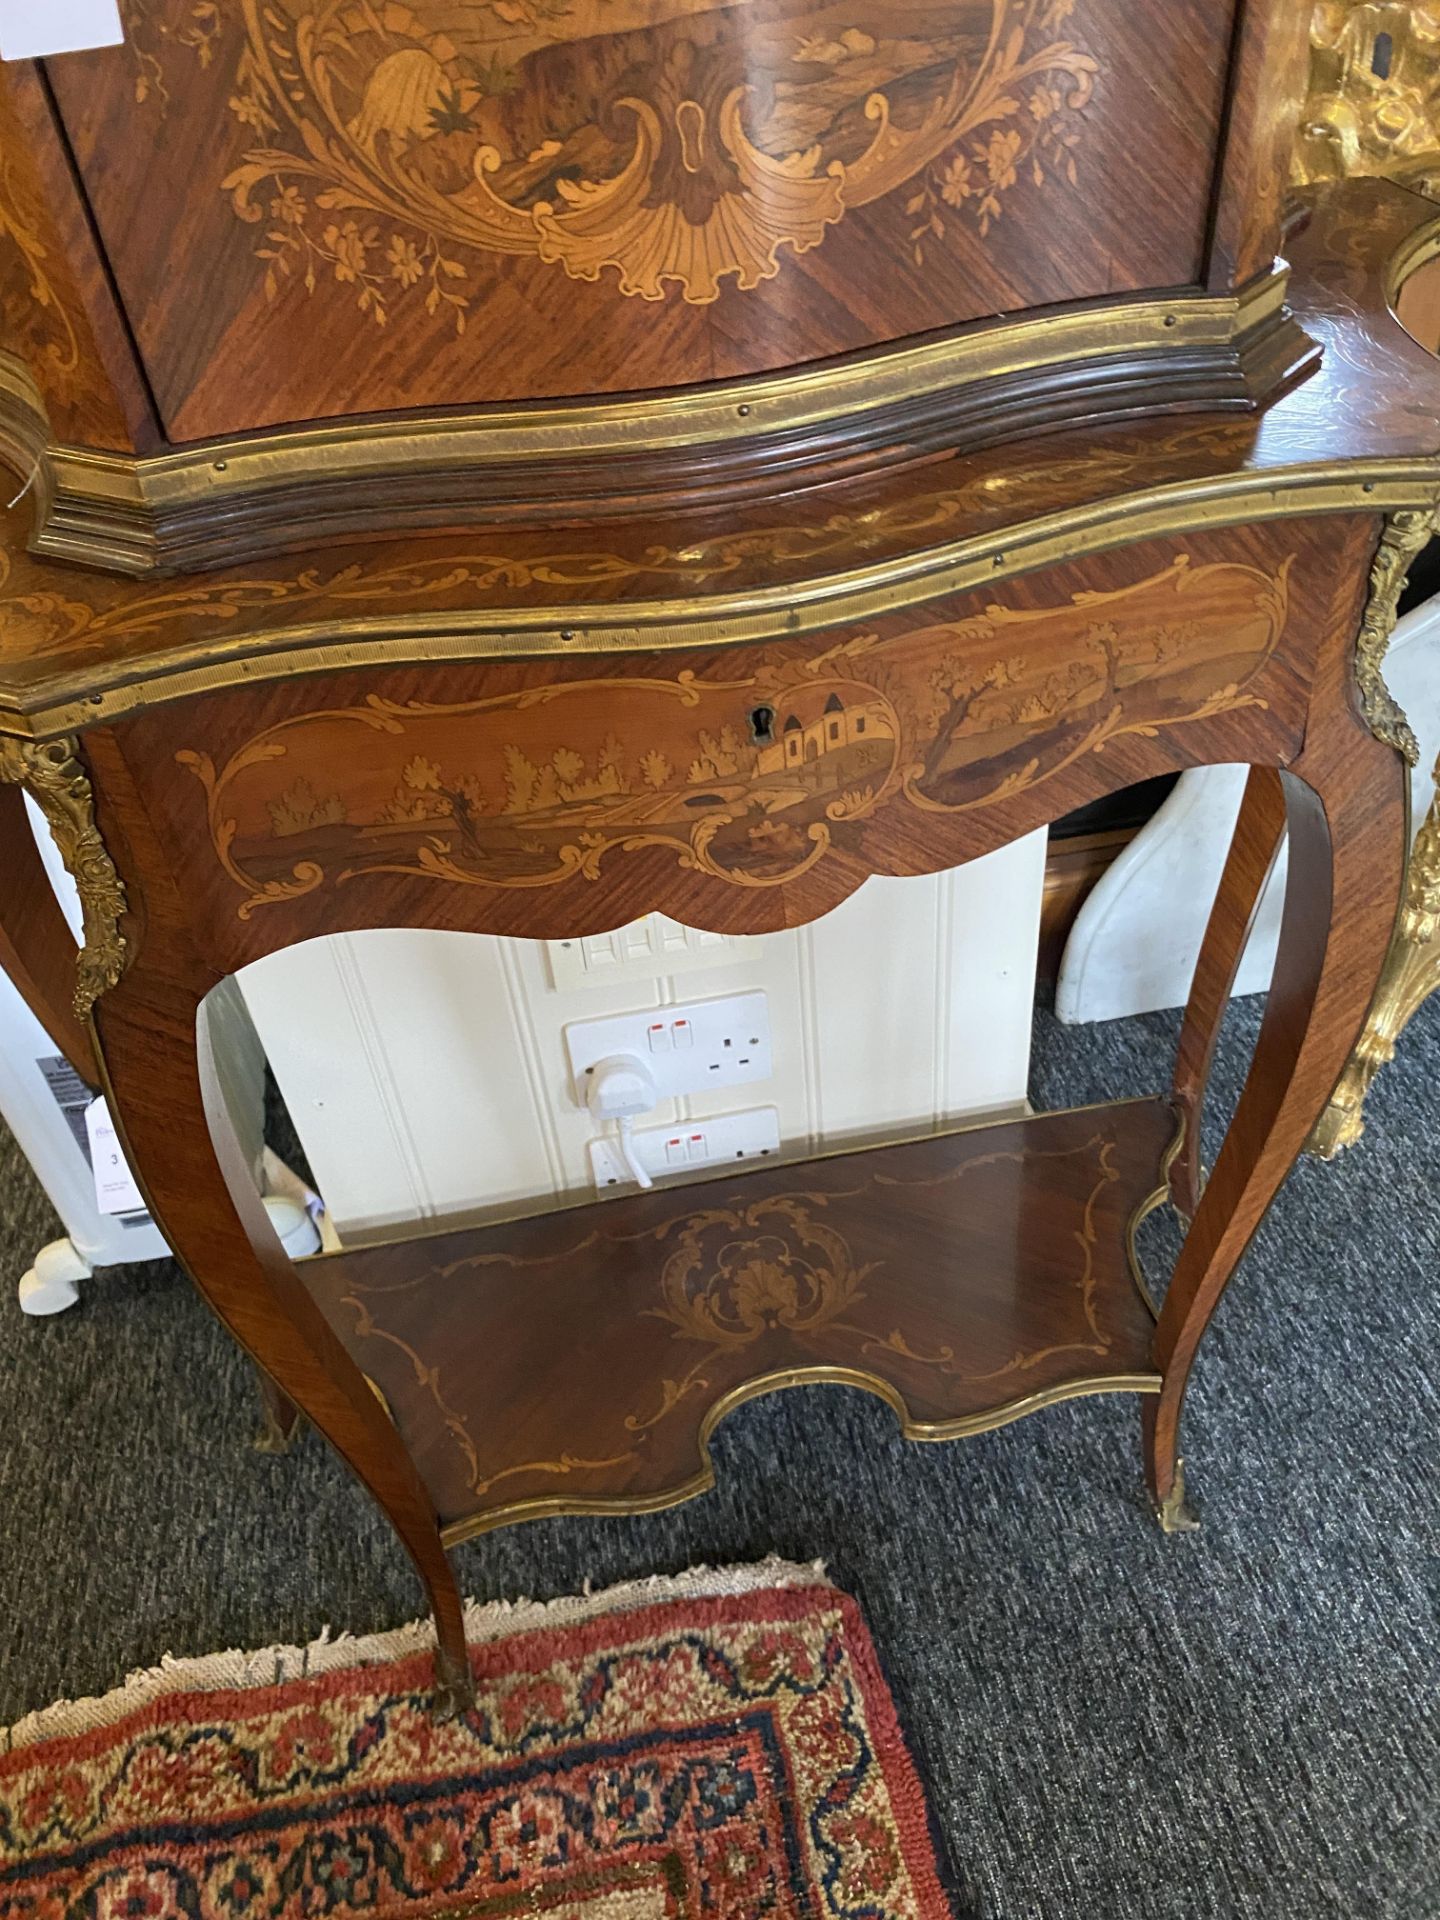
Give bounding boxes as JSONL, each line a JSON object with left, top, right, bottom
{"left": 583, "top": 1052, "right": 659, "bottom": 1190}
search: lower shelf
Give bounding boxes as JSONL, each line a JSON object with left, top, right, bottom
{"left": 303, "top": 1098, "right": 1178, "bottom": 1545}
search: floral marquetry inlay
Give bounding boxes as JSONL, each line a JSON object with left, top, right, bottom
{"left": 130, "top": 0, "right": 1098, "bottom": 316}
{"left": 172, "top": 553, "right": 1293, "bottom": 920}
{"left": 329, "top": 1127, "right": 1135, "bottom": 1506}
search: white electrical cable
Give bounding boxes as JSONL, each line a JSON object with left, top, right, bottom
{"left": 617, "top": 1115, "right": 653, "bottom": 1190}
{"left": 582, "top": 1052, "right": 659, "bottom": 1191}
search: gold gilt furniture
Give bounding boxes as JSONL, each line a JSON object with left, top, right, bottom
{"left": 3, "top": 1, "right": 1440, "bottom": 1713}
{"left": 1294, "top": 0, "right": 1440, "bottom": 1157}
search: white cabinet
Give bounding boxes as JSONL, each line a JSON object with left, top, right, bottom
{"left": 1056, "top": 595, "right": 1440, "bottom": 1024}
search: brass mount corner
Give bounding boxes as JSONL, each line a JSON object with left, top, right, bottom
{"left": 1292, "top": 7, "right": 1440, "bottom": 1159}
{"left": 1354, "top": 505, "right": 1438, "bottom": 765}
{"left": 1294, "top": 2, "right": 1440, "bottom": 196}
{"left": 0, "top": 735, "right": 128, "bottom": 1019}
{"left": 1311, "top": 500, "right": 1440, "bottom": 1157}
{"left": 1311, "top": 743, "right": 1440, "bottom": 1158}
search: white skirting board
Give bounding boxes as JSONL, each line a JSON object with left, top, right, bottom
{"left": 1055, "top": 591, "right": 1440, "bottom": 1024}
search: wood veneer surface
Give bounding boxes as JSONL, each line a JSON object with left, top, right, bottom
{"left": 95, "top": 513, "right": 1357, "bottom": 954}
{"left": 49, "top": 0, "right": 1235, "bottom": 434}
{"left": 304, "top": 1098, "right": 1174, "bottom": 1535}
{"left": 0, "top": 180, "right": 1435, "bottom": 732}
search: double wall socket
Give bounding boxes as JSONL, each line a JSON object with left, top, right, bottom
{"left": 565, "top": 990, "right": 773, "bottom": 1103}
{"left": 588, "top": 1106, "right": 782, "bottom": 1189}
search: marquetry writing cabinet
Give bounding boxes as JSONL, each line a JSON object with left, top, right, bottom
{"left": 2, "top": 2, "right": 1440, "bottom": 1711}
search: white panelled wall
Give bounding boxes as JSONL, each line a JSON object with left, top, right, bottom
{"left": 238, "top": 834, "right": 1047, "bottom": 1242}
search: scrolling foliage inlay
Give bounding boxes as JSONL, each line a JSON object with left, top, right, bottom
{"left": 0, "top": 88, "right": 86, "bottom": 417}
{"left": 336, "top": 1133, "right": 1123, "bottom": 1502}
{"left": 136, "top": 0, "right": 1098, "bottom": 317}
{"left": 175, "top": 553, "right": 1291, "bottom": 920}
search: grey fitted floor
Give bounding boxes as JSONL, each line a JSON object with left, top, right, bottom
{"left": 0, "top": 998, "right": 1435, "bottom": 1919}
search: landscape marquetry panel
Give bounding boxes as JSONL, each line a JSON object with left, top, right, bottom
{"left": 50, "top": 0, "right": 1235, "bottom": 431}
{"left": 105, "top": 525, "right": 1324, "bottom": 960}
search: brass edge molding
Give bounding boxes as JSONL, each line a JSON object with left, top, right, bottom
{"left": 5, "top": 461, "right": 1439, "bottom": 742}
{"left": 85, "top": 281, "right": 1300, "bottom": 483}
{"left": 0, "top": 736, "right": 127, "bottom": 1017}
{"left": 1123, "top": 1106, "right": 1188, "bottom": 1321}
{"left": 1, "top": 272, "right": 1288, "bottom": 477}
{"left": 1310, "top": 745, "right": 1440, "bottom": 1159}
{"left": 301, "top": 1094, "right": 1159, "bottom": 1263}
{"left": 1383, "top": 210, "right": 1440, "bottom": 314}
{"left": 437, "top": 1364, "right": 1163, "bottom": 1549}
{"left": 0, "top": 275, "right": 1298, "bottom": 574}
{"left": 1354, "top": 505, "right": 1439, "bottom": 762}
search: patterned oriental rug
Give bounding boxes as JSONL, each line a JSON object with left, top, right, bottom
{"left": 0, "top": 1561, "right": 959, "bottom": 1919}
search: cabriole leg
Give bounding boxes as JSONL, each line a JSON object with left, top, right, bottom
{"left": 91, "top": 960, "right": 474, "bottom": 1715}
{"left": 1169, "top": 766, "right": 1288, "bottom": 1222}
{"left": 0, "top": 778, "right": 99, "bottom": 1083}
{"left": 1146, "top": 743, "right": 1407, "bottom": 1528}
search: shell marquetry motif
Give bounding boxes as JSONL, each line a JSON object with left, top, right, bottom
{"left": 137, "top": 0, "right": 1099, "bottom": 315}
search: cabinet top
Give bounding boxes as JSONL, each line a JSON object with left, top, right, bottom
{"left": 1, "top": 179, "right": 1439, "bottom": 743}
{"left": 0, "top": 0, "right": 1315, "bottom": 569}
{"left": 37, "top": 0, "right": 1262, "bottom": 430}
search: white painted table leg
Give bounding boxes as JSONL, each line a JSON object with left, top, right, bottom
{"left": 14, "top": 1196, "right": 321, "bottom": 1318}
{"left": 18, "top": 1236, "right": 93, "bottom": 1315}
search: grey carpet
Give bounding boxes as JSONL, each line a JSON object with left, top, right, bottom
{"left": 0, "top": 997, "right": 1435, "bottom": 1919}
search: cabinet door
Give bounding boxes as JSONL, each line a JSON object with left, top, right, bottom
{"left": 48, "top": 0, "right": 1238, "bottom": 437}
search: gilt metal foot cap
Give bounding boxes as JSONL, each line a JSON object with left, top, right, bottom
{"left": 1155, "top": 1457, "right": 1201, "bottom": 1534}
{"left": 431, "top": 1648, "right": 476, "bottom": 1720}
{"left": 253, "top": 1408, "right": 302, "bottom": 1455}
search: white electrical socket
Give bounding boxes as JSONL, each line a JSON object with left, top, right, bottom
{"left": 547, "top": 914, "right": 757, "bottom": 992}
{"left": 566, "top": 990, "right": 772, "bottom": 1104}
{"left": 589, "top": 1107, "right": 782, "bottom": 1190}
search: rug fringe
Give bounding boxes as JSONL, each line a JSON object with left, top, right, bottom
{"left": 2, "top": 1557, "right": 828, "bottom": 1756}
